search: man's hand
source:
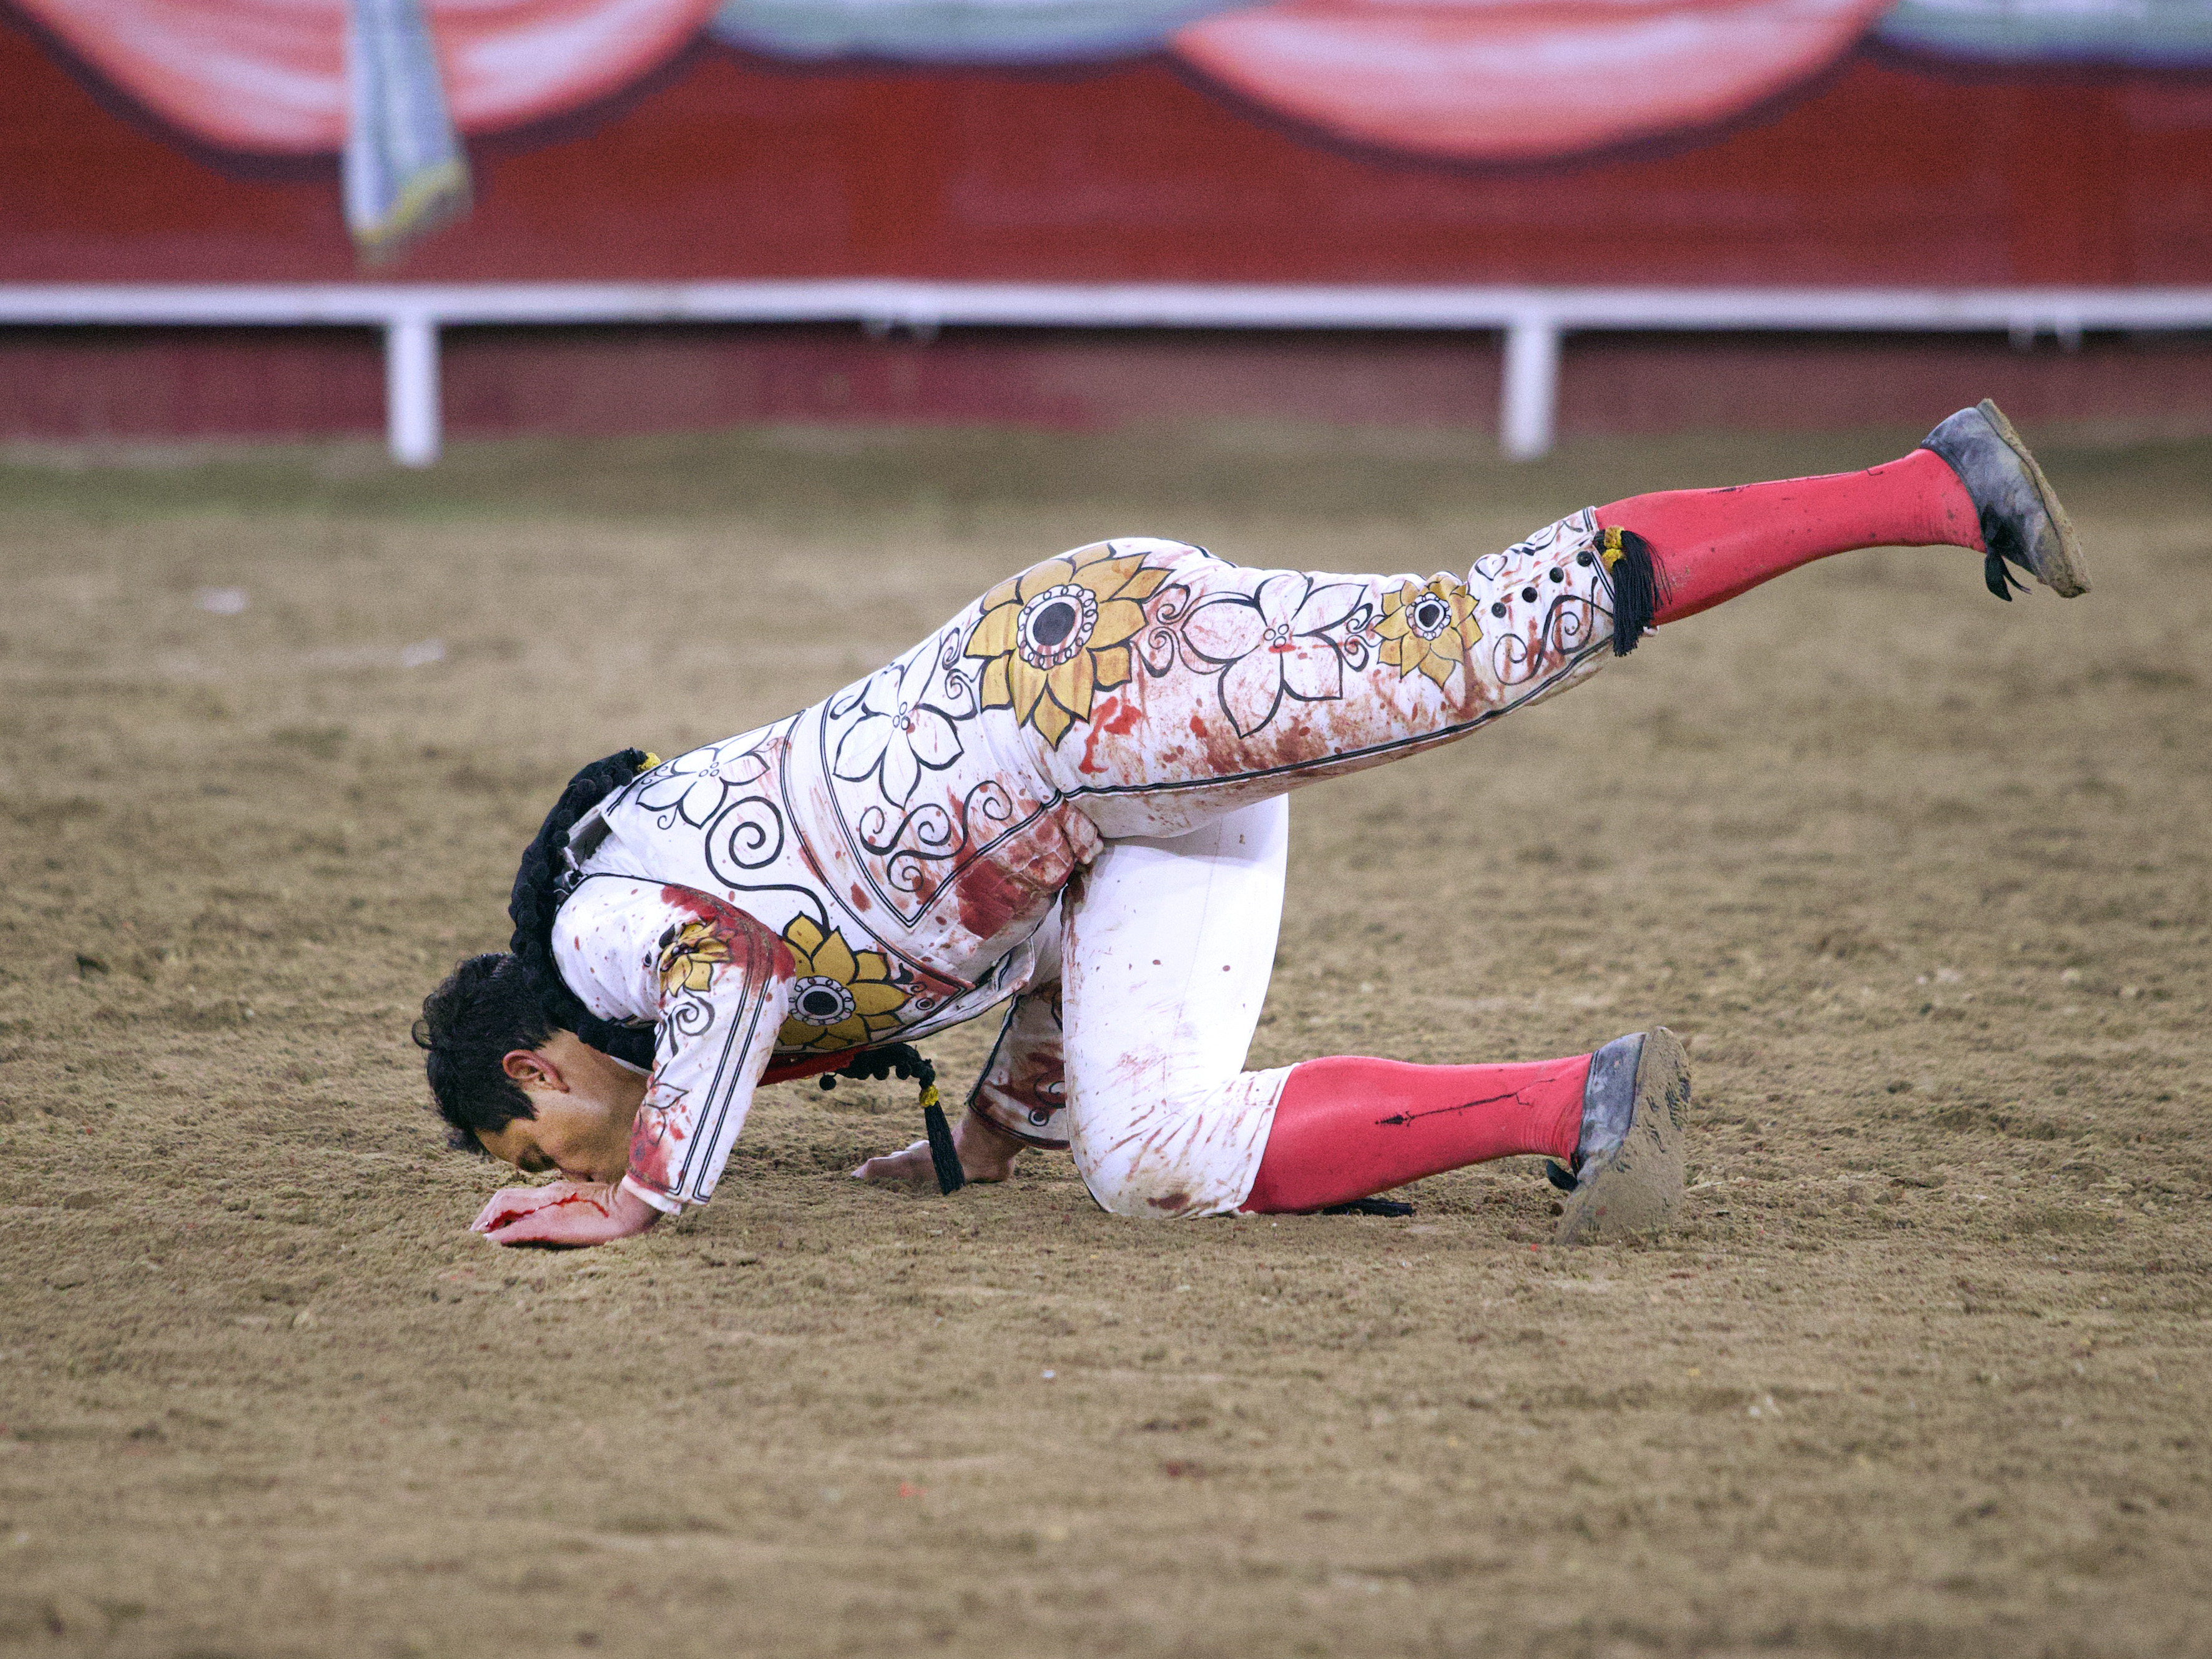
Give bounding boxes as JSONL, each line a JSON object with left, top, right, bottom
{"left": 471, "top": 1179, "right": 662, "bottom": 1248}
{"left": 852, "top": 1109, "right": 1026, "bottom": 1186}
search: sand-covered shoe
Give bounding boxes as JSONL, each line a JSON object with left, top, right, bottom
{"left": 1551, "top": 1028, "right": 1691, "bottom": 1245}
{"left": 1920, "top": 398, "right": 2091, "bottom": 601}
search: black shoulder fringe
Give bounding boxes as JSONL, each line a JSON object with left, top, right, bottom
{"left": 508, "top": 747, "right": 658, "bottom": 1069}
{"left": 1985, "top": 549, "right": 2028, "bottom": 601}
{"left": 1319, "top": 1196, "right": 1415, "bottom": 1216}
{"left": 1598, "top": 525, "right": 1668, "bottom": 656}
{"left": 819, "top": 1044, "right": 937, "bottom": 1092}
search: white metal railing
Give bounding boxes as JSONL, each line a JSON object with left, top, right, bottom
{"left": 4, "top": 282, "right": 2210, "bottom": 465}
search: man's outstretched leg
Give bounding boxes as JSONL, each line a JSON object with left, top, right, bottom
{"left": 1598, "top": 400, "right": 2090, "bottom": 624}
{"left": 1020, "top": 403, "right": 2087, "bottom": 847}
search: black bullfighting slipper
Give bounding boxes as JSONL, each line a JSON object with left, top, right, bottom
{"left": 1548, "top": 1028, "right": 1691, "bottom": 1246}
{"left": 1919, "top": 398, "right": 2092, "bottom": 601}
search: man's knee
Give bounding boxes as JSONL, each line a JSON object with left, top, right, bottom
{"left": 1071, "top": 1140, "right": 1224, "bottom": 1220}
{"left": 1066, "top": 1089, "right": 1273, "bottom": 1221}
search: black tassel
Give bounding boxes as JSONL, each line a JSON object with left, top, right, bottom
{"left": 923, "top": 1096, "right": 965, "bottom": 1195}
{"left": 1984, "top": 550, "right": 2027, "bottom": 602}
{"left": 1601, "top": 526, "right": 1667, "bottom": 656}
{"left": 825, "top": 1044, "right": 963, "bottom": 1195}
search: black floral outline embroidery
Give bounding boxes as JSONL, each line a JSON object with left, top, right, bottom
{"left": 810, "top": 621, "right": 1058, "bottom": 934}
{"left": 1169, "top": 569, "right": 1377, "bottom": 739}
{"left": 622, "top": 727, "right": 829, "bottom": 934}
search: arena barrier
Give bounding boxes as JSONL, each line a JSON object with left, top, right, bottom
{"left": 3, "top": 283, "right": 2210, "bottom": 466}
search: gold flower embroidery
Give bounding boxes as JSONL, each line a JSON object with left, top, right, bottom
{"left": 963, "top": 543, "right": 1167, "bottom": 747}
{"left": 1375, "top": 576, "right": 1480, "bottom": 689}
{"left": 656, "top": 919, "right": 732, "bottom": 995}
{"left": 779, "top": 916, "right": 908, "bottom": 1051}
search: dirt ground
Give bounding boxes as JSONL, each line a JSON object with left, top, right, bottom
{"left": 1, "top": 419, "right": 2207, "bottom": 1659}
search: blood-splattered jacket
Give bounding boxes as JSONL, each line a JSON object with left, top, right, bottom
{"left": 547, "top": 523, "right": 1620, "bottom": 1213}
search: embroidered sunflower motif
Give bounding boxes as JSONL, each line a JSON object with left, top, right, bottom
{"left": 1375, "top": 576, "right": 1480, "bottom": 689}
{"left": 963, "top": 543, "right": 1168, "bottom": 747}
{"left": 778, "top": 916, "right": 909, "bottom": 1052}
{"left": 656, "top": 919, "right": 732, "bottom": 995}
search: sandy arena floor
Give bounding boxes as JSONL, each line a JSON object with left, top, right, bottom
{"left": 1, "top": 421, "right": 2207, "bottom": 1659}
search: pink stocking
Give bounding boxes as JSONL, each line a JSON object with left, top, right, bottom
{"left": 1599, "top": 445, "right": 1984, "bottom": 624}
{"left": 1241, "top": 1054, "right": 1589, "bottom": 1213}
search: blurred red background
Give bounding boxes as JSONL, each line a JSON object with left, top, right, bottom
{"left": 6, "top": 17, "right": 2210, "bottom": 443}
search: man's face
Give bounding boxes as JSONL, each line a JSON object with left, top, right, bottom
{"left": 475, "top": 1031, "right": 646, "bottom": 1185}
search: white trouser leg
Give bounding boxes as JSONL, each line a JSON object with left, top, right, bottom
{"left": 1061, "top": 797, "right": 1294, "bottom": 1218}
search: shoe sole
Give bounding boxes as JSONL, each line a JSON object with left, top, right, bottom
{"left": 1977, "top": 398, "right": 2091, "bottom": 598}
{"left": 1555, "top": 1027, "right": 1691, "bottom": 1246}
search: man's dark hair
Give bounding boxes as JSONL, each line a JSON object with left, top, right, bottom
{"left": 413, "top": 953, "right": 554, "bottom": 1150}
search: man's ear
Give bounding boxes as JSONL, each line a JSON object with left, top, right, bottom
{"left": 503, "top": 1049, "right": 566, "bottom": 1093}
